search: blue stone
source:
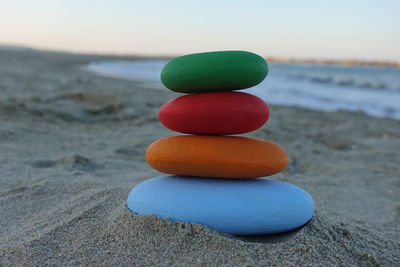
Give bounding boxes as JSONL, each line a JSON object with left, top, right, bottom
{"left": 127, "top": 175, "right": 315, "bottom": 235}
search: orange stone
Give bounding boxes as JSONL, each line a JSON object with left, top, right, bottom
{"left": 146, "top": 135, "right": 288, "bottom": 179}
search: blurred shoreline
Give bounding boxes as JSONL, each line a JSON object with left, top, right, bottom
{"left": 267, "top": 57, "right": 400, "bottom": 68}
{"left": 86, "top": 59, "right": 400, "bottom": 120}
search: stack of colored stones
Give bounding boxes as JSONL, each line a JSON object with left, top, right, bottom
{"left": 127, "top": 51, "right": 314, "bottom": 235}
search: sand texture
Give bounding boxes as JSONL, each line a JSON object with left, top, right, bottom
{"left": 0, "top": 50, "right": 399, "bottom": 266}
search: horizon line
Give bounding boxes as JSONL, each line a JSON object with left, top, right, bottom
{"left": 1, "top": 43, "right": 399, "bottom": 68}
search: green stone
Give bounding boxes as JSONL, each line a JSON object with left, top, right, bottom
{"left": 161, "top": 51, "right": 268, "bottom": 93}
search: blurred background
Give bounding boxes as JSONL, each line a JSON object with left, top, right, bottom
{"left": 1, "top": 0, "right": 400, "bottom": 119}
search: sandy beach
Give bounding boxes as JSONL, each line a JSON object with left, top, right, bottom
{"left": 0, "top": 49, "right": 399, "bottom": 266}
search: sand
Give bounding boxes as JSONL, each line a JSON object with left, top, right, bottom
{"left": 0, "top": 49, "right": 399, "bottom": 266}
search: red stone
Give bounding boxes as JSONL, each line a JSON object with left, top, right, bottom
{"left": 159, "top": 92, "right": 269, "bottom": 135}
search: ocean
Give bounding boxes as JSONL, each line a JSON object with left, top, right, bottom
{"left": 86, "top": 59, "right": 400, "bottom": 120}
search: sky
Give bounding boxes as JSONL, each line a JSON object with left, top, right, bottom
{"left": 1, "top": 0, "right": 400, "bottom": 61}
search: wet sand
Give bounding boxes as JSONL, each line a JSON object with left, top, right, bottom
{"left": 0, "top": 49, "right": 399, "bottom": 266}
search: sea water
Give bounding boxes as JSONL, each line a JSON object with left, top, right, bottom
{"left": 86, "top": 59, "right": 400, "bottom": 120}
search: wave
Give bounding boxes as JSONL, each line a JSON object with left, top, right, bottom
{"left": 291, "top": 74, "right": 398, "bottom": 91}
